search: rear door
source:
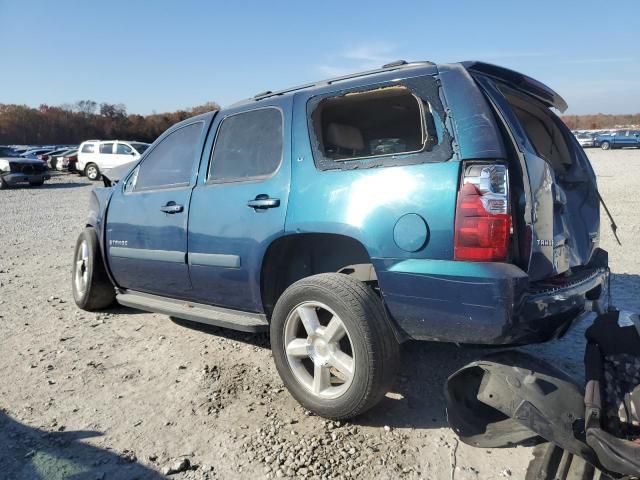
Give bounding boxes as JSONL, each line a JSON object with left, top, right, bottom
{"left": 106, "top": 121, "right": 206, "bottom": 297}
{"left": 187, "top": 101, "right": 291, "bottom": 312}
{"left": 472, "top": 73, "right": 600, "bottom": 280}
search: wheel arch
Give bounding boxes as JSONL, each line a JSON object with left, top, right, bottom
{"left": 84, "top": 187, "right": 118, "bottom": 286}
{"left": 259, "top": 232, "right": 407, "bottom": 341}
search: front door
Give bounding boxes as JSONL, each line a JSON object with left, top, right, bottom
{"left": 188, "top": 102, "right": 291, "bottom": 312}
{"left": 106, "top": 120, "right": 207, "bottom": 298}
{"left": 113, "top": 142, "right": 137, "bottom": 167}
{"left": 98, "top": 142, "right": 116, "bottom": 168}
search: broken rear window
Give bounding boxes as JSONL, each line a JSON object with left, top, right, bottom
{"left": 307, "top": 77, "right": 453, "bottom": 171}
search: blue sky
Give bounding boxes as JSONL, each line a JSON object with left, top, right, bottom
{"left": 1, "top": 0, "right": 638, "bottom": 115}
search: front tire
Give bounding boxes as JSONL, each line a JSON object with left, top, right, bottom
{"left": 72, "top": 227, "right": 115, "bottom": 310}
{"left": 270, "top": 273, "right": 399, "bottom": 419}
{"left": 84, "top": 163, "right": 100, "bottom": 181}
{"left": 601, "top": 141, "right": 610, "bottom": 150}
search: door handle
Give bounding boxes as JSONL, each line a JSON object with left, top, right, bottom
{"left": 160, "top": 202, "right": 183, "bottom": 214}
{"left": 247, "top": 195, "right": 280, "bottom": 210}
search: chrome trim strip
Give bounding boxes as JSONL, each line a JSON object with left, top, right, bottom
{"left": 109, "top": 247, "right": 184, "bottom": 263}
{"left": 188, "top": 252, "right": 241, "bottom": 268}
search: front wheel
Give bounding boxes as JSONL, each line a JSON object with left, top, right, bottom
{"left": 84, "top": 163, "right": 100, "bottom": 181}
{"left": 601, "top": 141, "right": 610, "bottom": 150}
{"left": 72, "top": 227, "right": 115, "bottom": 310}
{"left": 270, "top": 273, "right": 400, "bottom": 419}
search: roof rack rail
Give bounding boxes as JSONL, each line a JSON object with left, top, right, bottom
{"left": 382, "top": 60, "right": 408, "bottom": 68}
{"left": 249, "top": 60, "right": 435, "bottom": 102}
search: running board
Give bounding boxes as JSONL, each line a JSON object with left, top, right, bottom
{"left": 116, "top": 291, "right": 268, "bottom": 333}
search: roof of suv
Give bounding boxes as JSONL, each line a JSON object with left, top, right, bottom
{"left": 228, "top": 59, "right": 567, "bottom": 113}
{"left": 229, "top": 60, "right": 438, "bottom": 108}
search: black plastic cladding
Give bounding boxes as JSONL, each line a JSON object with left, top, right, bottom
{"left": 306, "top": 75, "right": 455, "bottom": 171}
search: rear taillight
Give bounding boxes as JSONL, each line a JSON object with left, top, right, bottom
{"left": 454, "top": 163, "right": 511, "bottom": 262}
{"left": 37, "top": 154, "right": 44, "bottom": 160}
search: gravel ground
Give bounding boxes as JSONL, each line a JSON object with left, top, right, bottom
{"left": 0, "top": 148, "right": 638, "bottom": 479}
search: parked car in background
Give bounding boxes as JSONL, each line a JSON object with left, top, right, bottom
{"left": 575, "top": 132, "right": 595, "bottom": 148}
{"left": 594, "top": 130, "right": 640, "bottom": 150}
{"left": 0, "top": 146, "right": 19, "bottom": 157}
{"left": 21, "top": 147, "right": 55, "bottom": 160}
{"left": 77, "top": 140, "right": 150, "bottom": 180}
{"left": 71, "top": 60, "right": 608, "bottom": 419}
{"left": 0, "top": 148, "right": 50, "bottom": 189}
{"left": 56, "top": 149, "right": 79, "bottom": 171}
{"left": 40, "top": 147, "right": 73, "bottom": 167}
{"left": 47, "top": 148, "right": 77, "bottom": 169}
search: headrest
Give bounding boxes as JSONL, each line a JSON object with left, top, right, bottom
{"left": 326, "top": 123, "right": 364, "bottom": 151}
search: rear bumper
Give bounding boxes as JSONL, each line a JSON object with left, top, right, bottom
{"left": 1, "top": 172, "right": 50, "bottom": 186}
{"left": 375, "top": 255, "right": 608, "bottom": 345}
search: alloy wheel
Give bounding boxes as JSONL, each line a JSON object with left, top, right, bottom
{"left": 283, "top": 301, "right": 355, "bottom": 399}
{"left": 74, "top": 239, "right": 90, "bottom": 296}
{"left": 87, "top": 165, "right": 98, "bottom": 180}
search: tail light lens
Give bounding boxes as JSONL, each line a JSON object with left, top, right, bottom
{"left": 454, "top": 163, "right": 511, "bottom": 262}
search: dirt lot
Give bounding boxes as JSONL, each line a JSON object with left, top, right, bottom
{"left": 1, "top": 148, "right": 638, "bottom": 480}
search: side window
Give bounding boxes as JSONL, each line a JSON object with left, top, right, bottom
{"left": 310, "top": 86, "right": 433, "bottom": 162}
{"left": 307, "top": 76, "right": 453, "bottom": 171}
{"left": 208, "top": 108, "right": 283, "bottom": 182}
{"left": 100, "top": 143, "right": 114, "bottom": 154}
{"left": 81, "top": 143, "right": 95, "bottom": 153}
{"left": 116, "top": 143, "right": 133, "bottom": 155}
{"left": 134, "top": 122, "right": 203, "bottom": 191}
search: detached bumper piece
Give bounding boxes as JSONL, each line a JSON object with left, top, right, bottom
{"left": 445, "top": 310, "right": 640, "bottom": 479}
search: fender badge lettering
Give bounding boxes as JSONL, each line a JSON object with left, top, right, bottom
{"left": 536, "top": 239, "right": 554, "bottom": 247}
{"left": 109, "top": 239, "right": 128, "bottom": 247}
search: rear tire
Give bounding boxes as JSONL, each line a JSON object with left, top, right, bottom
{"left": 601, "top": 141, "right": 610, "bottom": 150}
{"left": 85, "top": 163, "right": 100, "bottom": 181}
{"left": 270, "top": 273, "right": 400, "bottom": 419}
{"left": 72, "top": 227, "right": 115, "bottom": 310}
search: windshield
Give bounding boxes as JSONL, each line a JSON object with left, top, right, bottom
{"left": 130, "top": 143, "right": 149, "bottom": 154}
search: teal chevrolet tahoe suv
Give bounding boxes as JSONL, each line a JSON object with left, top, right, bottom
{"left": 71, "top": 60, "right": 608, "bottom": 419}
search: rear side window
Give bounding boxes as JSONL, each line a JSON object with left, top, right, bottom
{"left": 312, "top": 86, "right": 430, "bottom": 161}
{"left": 81, "top": 143, "right": 95, "bottom": 153}
{"left": 100, "top": 143, "right": 114, "bottom": 154}
{"left": 134, "top": 122, "right": 203, "bottom": 190}
{"left": 307, "top": 76, "right": 453, "bottom": 171}
{"left": 208, "top": 108, "right": 283, "bottom": 182}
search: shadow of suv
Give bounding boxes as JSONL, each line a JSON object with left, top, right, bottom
{"left": 71, "top": 60, "right": 608, "bottom": 419}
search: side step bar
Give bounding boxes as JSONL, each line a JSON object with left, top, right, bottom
{"left": 116, "top": 290, "right": 269, "bottom": 333}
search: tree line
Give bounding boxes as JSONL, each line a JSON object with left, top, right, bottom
{"left": 561, "top": 113, "right": 640, "bottom": 130}
{"left": 0, "top": 100, "right": 220, "bottom": 145}
{"left": 1, "top": 100, "right": 638, "bottom": 145}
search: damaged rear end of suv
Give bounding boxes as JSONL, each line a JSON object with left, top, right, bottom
{"left": 415, "top": 61, "right": 609, "bottom": 345}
